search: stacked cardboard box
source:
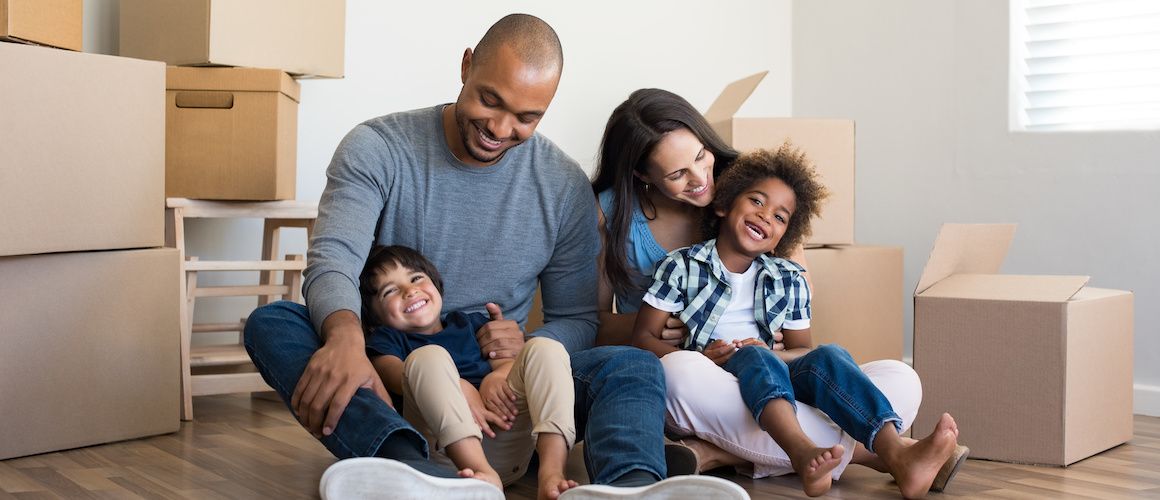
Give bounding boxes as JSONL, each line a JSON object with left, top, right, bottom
{"left": 120, "top": 0, "right": 346, "bottom": 201}
{"left": 913, "top": 224, "right": 1133, "bottom": 465}
{"left": 0, "top": 42, "right": 180, "bottom": 460}
{"left": 705, "top": 72, "right": 903, "bottom": 363}
{"left": 0, "top": 0, "right": 82, "bottom": 51}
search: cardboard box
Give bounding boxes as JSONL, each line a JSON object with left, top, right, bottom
{"left": 0, "top": 0, "right": 81, "bottom": 51}
{"left": 705, "top": 72, "right": 855, "bottom": 246}
{"left": 119, "top": 0, "right": 345, "bottom": 78}
{"left": 0, "top": 43, "right": 164, "bottom": 258}
{"left": 0, "top": 248, "right": 181, "bottom": 460}
{"left": 913, "top": 224, "right": 1133, "bottom": 465}
{"left": 166, "top": 67, "right": 300, "bottom": 201}
{"left": 805, "top": 245, "right": 903, "bottom": 363}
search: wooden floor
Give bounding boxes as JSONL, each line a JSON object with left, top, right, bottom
{"left": 3, "top": 394, "right": 1159, "bottom": 499}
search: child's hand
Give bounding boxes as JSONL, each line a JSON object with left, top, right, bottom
{"left": 702, "top": 339, "right": 737, "bottom": 366}
{"left": 479, "top": 370, "right": 519, "bottom": 422}
{"left": 460, "top": 379, "right": 510, "bottom": 438}
{"left": 735, "top": 338, "right": 767, "bottom": 349}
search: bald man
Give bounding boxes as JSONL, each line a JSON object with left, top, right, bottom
{"left": 244, "top": 14, "right": 747, "bottom": 499}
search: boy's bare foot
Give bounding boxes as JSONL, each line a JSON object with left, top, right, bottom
{"left": 538, "top": 470, "right": 579, "bottom": 500}
{"left": 458, "top": 467, "right": 504, "bottom": 492}
{"left": 791, "top": 444, "right": 844, "bottom": 497}
{"left": 888, "top": 413, "right": 958, "bottom": 499}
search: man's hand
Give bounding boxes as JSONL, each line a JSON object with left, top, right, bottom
{"left": 461, "top": 379, "right": 510, "bottom": 438}
{"left": 479, "top": 366, "right": 518, "bottom": 422}
{"left": 657, "top": 315, "right": 689, "bottom": 347}
{"left": 291, "top": 313, "right": 390, "bottom": 438}
{"left": 701, "top": 339, "right": 737, "bottom": 366}
{"left": 476, "top": 302, "right": 524, "bottom": 360}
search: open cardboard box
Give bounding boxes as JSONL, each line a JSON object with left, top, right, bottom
{"left": 913, "top": 223, "right": 1133, "bottom": 465}
{"left": 705, "top": 72, "right": 855, "bottom": 246}
{"left": 805, "top": 245, "right": 903, "bottom": 363}
{"left": 120, "top": 0, "right": 345, "bottom": 78}
{"left": 0, "top": 0, "right": 81, "bottom": 51}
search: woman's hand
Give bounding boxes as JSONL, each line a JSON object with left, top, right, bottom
{"left": 771, "top": 329, "right": 785, "bottom": 351}
{"left": 460, "top": 379, "right": 510, "bottom": 438}
{"left": 658, "top": 315, "right": 689, "bottom": 347}
{"left": 479, "top": 368, "right": 518, "bottom": 422}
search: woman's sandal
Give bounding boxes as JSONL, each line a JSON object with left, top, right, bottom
{"left": 930, "top": 444, "right": 970, "bottom": 492}
{"left": 663, "top": 437, "right": 701, "bottom": 476}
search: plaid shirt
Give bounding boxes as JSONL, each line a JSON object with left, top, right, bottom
{"left": 645, "top": 239, "right": 810, "bottom": 352}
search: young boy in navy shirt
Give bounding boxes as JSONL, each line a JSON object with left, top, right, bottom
{"left": 360, "top": 245, "right": 577, "bottom": 500}
{"left": 633, "top": 146, "right": 964, "bottom": 498}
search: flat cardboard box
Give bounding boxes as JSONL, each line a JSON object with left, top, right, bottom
{"left": 804, "top": 245, "right": 903, "bottom": 363}
{"left": 0, "top": 43, "right": 164, "bottom": 257}
{"left": 913, "top": 224, "right": 1133, "bottom": 465}
{"left": 119, "top": 0, "right": 345, "bottom": 78}
{"left": 166, "top": 67, "right": 300, "bottom": 201}
{"left": 706, "top": 72, "right": 855, "bottom": 246}
{"left": 0, "top": 248, "right": 181, "bottom": 460}
{"left": 0, "top": 0, "right": 81, "bottom": 51}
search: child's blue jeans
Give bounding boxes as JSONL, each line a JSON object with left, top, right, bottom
{"left": 723, "top": 344, "right": 902, "bottom": 453}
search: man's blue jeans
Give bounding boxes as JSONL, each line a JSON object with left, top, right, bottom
{"left": 243, "top": 301, "right": 668, "bottom": 484}
{"left": 723, "top": 344, "right": 902, "bottom": 453}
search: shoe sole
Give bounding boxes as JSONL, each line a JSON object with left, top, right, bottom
{"left": 559, "top": 475, "right": 749, "bottom": 500}
{"left": 930, "top": 445, "right": 970, "bottom": 493}
{"left": 319, "top": 457, "right": 504, "bottom": 500}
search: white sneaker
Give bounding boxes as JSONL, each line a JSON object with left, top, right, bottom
{"left": 559, "top": 475, "right": 749, "bottom": 500}
{"left": 319, "top": 457, "right": 504, "bottom": 500}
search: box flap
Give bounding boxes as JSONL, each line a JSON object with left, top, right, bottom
{"left": 920, "top": 274, "right": 1090, "bottom": 302}
{"left": 915, "top": 223, "right": 1016, "bottom": 295}
{"left": 166, "top": 66, "right": 300, "bottom": 102}
{"left": 704, "top": 71, "right": 767, "bottom": 123}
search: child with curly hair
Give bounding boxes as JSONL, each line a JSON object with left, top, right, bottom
{"left": 633, "top": 145, "right": 963, "bottom": 498}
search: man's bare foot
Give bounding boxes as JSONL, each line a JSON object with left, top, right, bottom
{"left": 791, "top": 444, "right": 844, "bottom": 497}
{"left": 457, "top": 467, "right": 503, "bottom": 491}
{"left": 537, "top": 470, "right": 578, "bottom": 500}
{"left": 888, "top": 413, "right": 958, "bottom": 499}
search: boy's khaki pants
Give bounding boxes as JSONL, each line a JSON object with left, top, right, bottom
{"left": 401, "top": 337, "right": 576, "bottom": 485}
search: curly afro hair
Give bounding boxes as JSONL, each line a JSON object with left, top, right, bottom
{"left": 705, "top": 143, "right": 830, "bottom": 258}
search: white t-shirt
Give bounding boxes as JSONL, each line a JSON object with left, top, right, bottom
{"left": 711, "top": 262, "right": 762, "bottom": 343}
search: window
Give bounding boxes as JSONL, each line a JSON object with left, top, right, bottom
{"left": 1011, "top": 0, "right": 1160, "bottom": 131}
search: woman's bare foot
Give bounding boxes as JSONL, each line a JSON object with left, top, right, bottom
{"left": 886, "top": 413, "right": 958, "bottom": 499}
{"left": 457, "top": 467, "right": 503, "bottom": 491}
{"left": 791, "top": 444, "right": 844, "bottom": 497}
{"left": 537, "top": 470, "right": 578, "bottom": 500}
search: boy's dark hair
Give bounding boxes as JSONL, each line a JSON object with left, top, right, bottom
{"left": 705, "top": 143, "right": 830, "bottom": 258}
{"left": 358, "top": 245, "right": 444, "bottom": 328}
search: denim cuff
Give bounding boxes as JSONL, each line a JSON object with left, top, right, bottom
{"left": 864, "top": 415, "right": 903, "bottom": 454}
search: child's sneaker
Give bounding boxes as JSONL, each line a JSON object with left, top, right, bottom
{"left": 559, "top": 475, "right": 749, "bottom": 500}
{"left": 319, "top": 457, "right": 504, "bottom": 500}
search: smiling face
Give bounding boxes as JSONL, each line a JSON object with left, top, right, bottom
{"left": 714, "top": 176, "right": 797, "bottom": 273}
{"left": 638, "top": 128, "right": 716, "bottom": 207}
{"left": 445, "top": 44, "right": 560, "bottom": 166}
{"left": 366, "top": 264, "right": 444, "bottom": 335}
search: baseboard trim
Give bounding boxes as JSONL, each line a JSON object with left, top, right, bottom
{"left": 1136, "top": 384, "right": 1160, "bottom": 417}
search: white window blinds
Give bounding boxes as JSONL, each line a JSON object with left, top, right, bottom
{"left": 1013, "top": 0, "right": 1160, "bottom": 131}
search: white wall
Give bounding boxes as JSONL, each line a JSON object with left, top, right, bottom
{"left": 80, "top": 1, "right": 793, "bottom": 338}
{"left": 791, "top": 0, "right": 1160, "bottom": 416}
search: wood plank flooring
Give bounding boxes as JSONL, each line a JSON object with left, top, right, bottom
{"left": 3, "top": 394, "right": 1159, "bottom": 499}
